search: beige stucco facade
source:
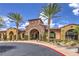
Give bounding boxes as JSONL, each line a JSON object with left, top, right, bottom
{"left": 61, "top": 24, "right": 79, "bottom": 40}
{"left": 0, "top": 18, "right": 79, "bottom": 41}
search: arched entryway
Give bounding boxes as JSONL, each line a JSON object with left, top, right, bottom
{"left": 9, "top": 31, "right": 14, "bottom": 40}
{"left": 65, "top": 29, "right": 78, "bottom": 40}
{"left": 30, "top": 29, "right": 39, "bottom": 40}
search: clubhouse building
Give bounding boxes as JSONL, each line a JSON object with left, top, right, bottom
{"left": 0, "top": 18, "right": 79, "bottom": 41}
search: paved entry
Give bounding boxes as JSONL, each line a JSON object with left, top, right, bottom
{"left": 0, "top": 43, "right": 64, "bottom": 56}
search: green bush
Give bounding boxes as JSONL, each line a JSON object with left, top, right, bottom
{"left": 57, "top": 39, "right": 78, "bottom": 46}
{"left": 65, "top": 41, "right": 77, "bottom": 46}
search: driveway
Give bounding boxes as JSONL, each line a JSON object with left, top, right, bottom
{"left": 0, "top": 42, "right": 63, "bottom": 56}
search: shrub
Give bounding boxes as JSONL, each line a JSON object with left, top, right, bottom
{"left": 65, "top": 41, "right": 77, "bottom": 46}
{"left": 56, "top": 39, "right": 78, "bottom": 47}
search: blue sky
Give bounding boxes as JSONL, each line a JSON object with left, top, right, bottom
{"left": 0, "top": 3, "right": 79, "bottom": 30}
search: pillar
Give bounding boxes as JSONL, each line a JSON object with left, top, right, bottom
{"left": 28, "top": 32, "right": 30, "bottom": 40}
{"left": 1, "top": 33, "right": 4, "bottom": 41}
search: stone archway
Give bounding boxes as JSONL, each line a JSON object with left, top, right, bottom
{"left": 65, "top": 29, "right": 78, "bottom": 40}
{"left": 9, "top": 31, "right": 14, "bottom": 40}
{"left": 30, "top": 29, "right": 39, "bottom": 40}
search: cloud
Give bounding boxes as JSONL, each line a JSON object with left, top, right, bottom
{"left": 69, "top": 3, "right": 79, "bottom": 16}
{"left": 0, "top": 28, "right": 7, "bottom": 31}
{"left": 19, "top": 21, "right": 29, "bottom": 29}
{"left": 58, "top": 24, "right": 64, "bottom": 28}
{"left": 0, "top": 16, "right": 29, "bottom": 30}
{"left": 69, "top": 3, "right": 79, "bottom": 8}
{"left": 72, "top": 9, "right": 79, "bottom": 15}
{"left": 0, "top": 16, "right": 15, "bottom": 30}
{"left": 1, "top": 16, "right": 12, "bottom": 27}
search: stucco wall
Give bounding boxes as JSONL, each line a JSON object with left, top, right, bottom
{"left": 7, "top": 28, "right": 17, "bottom": 40}
{"left": 61, "top": 24, "right": 79, "bottom": 40}
{"left": 50, "top": 29, "right": 61, "bottom": 40}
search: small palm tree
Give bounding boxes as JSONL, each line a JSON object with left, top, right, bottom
{"left": 8, "top": 13, "right": 22, "bottom": 40}
{"left": 42, "top": 3, "right": 61, "bottom": 42}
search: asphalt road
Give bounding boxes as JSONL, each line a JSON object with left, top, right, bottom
{"left": 0, "top": 43, "right": 63, "bottom": 56}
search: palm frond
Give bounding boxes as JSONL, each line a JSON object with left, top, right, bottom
{"left": 7, "top": 12, "right": 22, "bottom": 25}
{"left": 0, "top": 24, "right": 3, "bottom": 27}
{"left": 42, "top": 3, "right": 61, "bottom": 18}
{"left": 0, "top": 17, "right": 4, "bottom": 27}
{"left": 0, "top": 17, "right": 3, "bottom": 22}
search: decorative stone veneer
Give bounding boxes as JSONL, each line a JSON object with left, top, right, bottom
{"left": 25, "top": 19, "right": 45, "bottom": 40}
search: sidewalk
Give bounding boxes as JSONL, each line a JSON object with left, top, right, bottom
{"left": 0, "top": 40, "right": 79, "bottom": 56}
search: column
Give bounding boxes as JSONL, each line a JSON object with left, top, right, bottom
{"left": 21, "top": 33, "right": 22, "bottom": 40}
{"left": 1, "top": 33, "right": 4, "bottom": 41}
{"left": 28, "top": 32, "right": 30, "bottom": 40}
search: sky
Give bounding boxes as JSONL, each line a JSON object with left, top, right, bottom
{"left": 0, "top": 3, "right": 79, "bottom": 30}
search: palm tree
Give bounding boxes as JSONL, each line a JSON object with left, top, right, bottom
{"left": 0, "top": 17, "right": 4, "bottom": 27}
{"left": 8, "top": 13, "right": 22, "bottom": 40}
{"left": 42, "top": 3, "right": 61, "bottom": 42}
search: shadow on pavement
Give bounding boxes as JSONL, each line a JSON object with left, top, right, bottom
{"left": 0, "top": 46, "right": 16, "bottom": 53}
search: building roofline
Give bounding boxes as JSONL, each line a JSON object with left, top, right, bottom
{"left": 60, "top": 24, "right": 79, "bottom": 28}
{"left": 28, "top": 18, "right": 43, "bottom": 23}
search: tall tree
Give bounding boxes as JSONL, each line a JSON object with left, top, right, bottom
{"left": 8, "top": 13, "right": 22, "bottom": 40}
{"left": 42, "top": 3, "right": 61, "bottom": 42}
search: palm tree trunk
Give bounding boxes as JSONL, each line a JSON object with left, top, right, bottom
{"left": 48, "top": 18, "right": 50, "bottom": 42}
{"left": 16, "top": 23, "right": 19, "bottom": 40}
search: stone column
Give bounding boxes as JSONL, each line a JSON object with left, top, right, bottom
{"left": 7, "top": 33, "right": 9, "bottom": 41}
{"left": 1, "top": 33, "right": 4, "bottom": 41}
{"left": 28, "top": 32, "right": 30, "bottom": 40}
{"left": 21, "top": 33, "right": 23, "bottom": 40}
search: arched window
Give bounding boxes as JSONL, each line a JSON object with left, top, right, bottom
{"left": 9, "top": 31, "right": 14, "bottom": 40}
{"left": 50, "top": 31, "right": 56, "bottom": 39}
{"left": 65, "top": 29, "right": 78, "bottom": 40}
